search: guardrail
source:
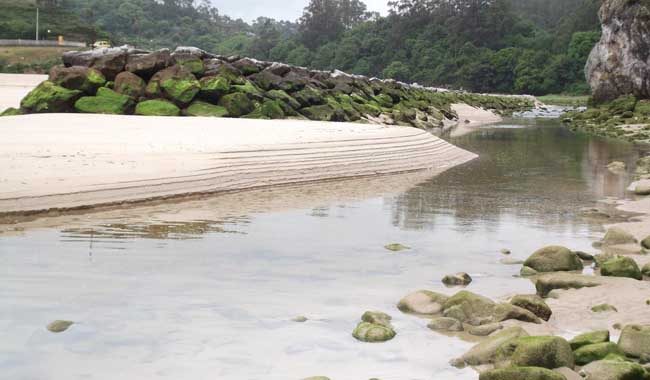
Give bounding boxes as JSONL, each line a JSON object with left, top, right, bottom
{"left": 0, "top": 39, "right": 86, "bottom": 48}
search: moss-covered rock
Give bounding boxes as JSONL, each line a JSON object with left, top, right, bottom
{"left": 232, "top": 80, "right": 265, "bottom": 101}
{"left": 479, "top": 367, "right": 567, "bottom": 380}
{"left": 574, "top": 342, "right": 625, "bottom": 365}
{"left": 183, "top": 100, "right": 228, "bottom": 117}
{"left": 523, "top": 246, "right": 583, "bottom": 273}
{"left": 442, "top": 291, "right": 496, "bottom": 324}
{"left": 397, "top": 290, "right": 448, "bottom": 315}
{"left": 496, "top": 336, "right": 575, "bottom": 369}
{"left": 46, "top": 320, "right": 74, "bottom": 333}
{"left": 147, "top": 65, "right": 200, "bottom": 105}
{"left": 267, "top": 89, "right": 301, "bottom": 110}
{"left": 570, "top": 330, "right": 610, "bottom": 350}
{"left": 384, "top": 243, "right": 410, "bottom": 252}
{"left": 114, "top": 71, "right": 146, "bottom": 99}
{"left": 510, "top": 295, "right": 552, "bottom": 321}
{"left": 467, "top": 322, "right": 503, "bottom": 337}
{"left": 292, "top": 86, "right": 325, "bottom": 107}
{"left": 601, "top": 227, "right": 638, "bottom": 245}
{"left": 135, "top": 99, "right": 180, "bottom": 116}
{"left": 581, "top": 360, "right": 650, "bottom": 380}
{"left": 442, "top": 272, "right": 473, "bottom": 286}
{"left": 428, "top": 317, "right": 463, "bottom": 332}
{"left": 300, "top": 104, "right": 342, "bottom": 121}
{"left": 600, "top": 256, "right": 642, "bottom": 280}
{"left": 20, "top": 81, "right": 82, "bottom": 113}
{"left": 361, "top": 311, "right": 392, "bottom": 327}
{"left": 75, "top": 88, "right": 133, "bottom": 114}
{"left": 352, "top": 321, "right": 396, "bottom": 342}
{"left": 591, "top": 303, "right": 618, "bottom": 313}
{"left": 493, "top": 303, "right": 542, "bottom": 324}
{"left": 199, "top": 75, "right": 230, "bottom": 100}
{"left": 609, "top": 95, "right": 638, "bottom": 115}
{"left": 49, "top": 65, "right": 106, "bottom": 94}
{"left": 642, "top": 262, "right": 650, "bottom": 276}
{"left": 218, "top": 92, "right": 254, "bottom": 117}
{"left": 618, "top": 324, "right": 650, "bottom": 358}
{"left": 457, "top": 326, "right": 529, "bottom": 366}
{"left": 535, "top": 273, "right": 600, "bottom": 297}
{"left": 0, "top": 107, "right": 23, "bottom": 116}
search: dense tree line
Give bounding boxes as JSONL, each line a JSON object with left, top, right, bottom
{"left": 0, "top": 0, "right": 603, "bottom": 95}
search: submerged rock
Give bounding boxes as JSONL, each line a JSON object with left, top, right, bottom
{"left": 570, "top": 330, "right": 610, "bottom": 350}
{"left": 510, "top": 294, "right": 552, "bottom": 321}
{"left": 441, "top": 272, "right": 472, "bottom": 286}
{"left": 601, "top": 227, "right": 638, "bottom": 246}
{"left": 600, "top": 256, "right": 642, "bottom": 280}
{"left": 581, "top": 359, "right": 650, "bottom": 380}
{"left": 523, "top": 246, "right": 583, "bottom": 273}
{"left": 591, "top": 304, "right": 618, "bottom": 313}
{"left": 47, "top": 320, "right": 74, "bottom": 333}
{"left": 618, "top": 324, "right": 650, "bottom": 358}
{"left": 384, "top": 243, "right": 410, "bottom": 252}
{"left": 496, "top": 336, "right": 575, "bottom": 369}
{"left": 479, "top": 367, "right": 567, "bottom": 380}
{"left": 397, "top": 290, "right": 448, "bottom": 315}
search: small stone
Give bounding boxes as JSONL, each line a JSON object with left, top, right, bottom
{"left": 428, "top": 317, "right": 463, "bottom": 332}
{"left": 601, "top": 227, "right": 638, "bottom": 246}
{"left": 501, "top": 248, "right": 511, "bottom": 255}
{"left": 591, "top": 304, "right": 618, "bottom": 313}
{"left": 575, "top": 251, "right": 595, "bottom": 261}
{"left": 642, "top": 236, "right": 650, "bottom": 250}
{"left": 292, "top": 316, "right": 308, "bottom": 322}
{"left": 442, "top": 272, "right": 472, "bottom": 286}
{"left": 47, "top": 320, "right": 74, "bottom": 333}
{"left": 467, "top": 323, "right": 503, "bottom": 336}
{"left": 384, "top": 243, "right": 410, "bottom": 252}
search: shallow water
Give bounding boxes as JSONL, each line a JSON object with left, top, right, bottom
{"left": 0, "top": 119, "right": 646, "bottom": 380}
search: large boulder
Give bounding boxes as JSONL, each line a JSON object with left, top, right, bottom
{"left": 496, "top": 336, "right": 575, "bottom": 369}
{"left": 125, "top": 49, "right": 172, "bottom": 77}
{"left": 183, "top": 101, "right": 228, "bottom": 117}
{"left": 198, "top": 75, "right": 230, "bottom": 100}
{"left": 218, "top": 92, "right": 254, "bottom": 117}
{"left": 510, "top": 295, "right": 552, "bottom": 321}
{"left": 455, "top": 326, "right": 529, "bottom": 366}
{"left": 618, "top": 324, "right": 650, "bottom": 358}
{"left": 574, "top": 342, "right": 625, "bottom": 365}
{"left": 585, "top": 0, "right": 650, "bottom": 103}
{"left": 74, "top": 87, "right": 133, "bottom": 114}
{"left": 63, "top": 47, "right": 135, "bottom": 80}
{"left": 570, "top": 330, "right": 610, "bottom": 350}
{"left": 203, "top": 59, "right": 244, "bottom": 83}
{"left": 146, "top": 65, "right": 200, "bottom": 105}
{"left": 49, "top": 66, "right": 106, "bottom": 94}
{"left": 114, "top": 71, "right": 146, "bottom": 99}
{"left": 600, "top": 256, "right": 643, "bottom": 280}
{"left": 581, "top": 360, "right": 650, "bottom": 380}
{"left": 135, "top": 99, "right": 180, "bottom": 116}
{"left": 523, "top": 246, "right": 583, "bottom": 273}
{"left": 20, "top": 81, "right": 82, "bottom": 113}
{"left": 397, "top": 290, "right": 448, "bottom": 315}
{"left": 171, "top": 46, "right": 208, "bottom": 75}
{"left": 479, "top": 367, "right": 567, "bottom": 380}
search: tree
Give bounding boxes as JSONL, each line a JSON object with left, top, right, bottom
{"left": 298, "top": 0, "right": 370, "bottom": 49}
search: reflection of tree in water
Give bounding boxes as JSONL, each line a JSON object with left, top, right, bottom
{"left": 390, "top": 123, "right": 640, "bottom": 232}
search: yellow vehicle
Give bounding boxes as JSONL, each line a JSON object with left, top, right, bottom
{"left": 92, "top": 40, "right": 112, "bottom": 49}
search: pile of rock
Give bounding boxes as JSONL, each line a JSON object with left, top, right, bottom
{"left": 2, "top": 46, "right": 534, "bottom": 132}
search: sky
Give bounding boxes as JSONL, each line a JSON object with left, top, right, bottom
{"left": 210, "top": 0, "right": 390, "bottom": 23}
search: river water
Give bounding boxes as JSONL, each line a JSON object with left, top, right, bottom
{"left": 0, "top": 118, "right": 646, "bottom": 380}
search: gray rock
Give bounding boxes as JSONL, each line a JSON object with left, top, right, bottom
{"left": 601, "top": 227, "right": 638, "bottom": 246}
{"left": 535, "top": 273, "right": 601, "bottom": 297}
{"left": 523, "top": 246, "right": 583, "bottom": 273}
{"left": 427, "top": 317, "right": 463, "bottom": 332}
{"left": 125, "top": 49, "right": 172, "bottom": 77}
{"left": 442, "top": 272, "right": 472, "bottom": 286}
{"left": 396, "top": 290, "right": 448, "bottom": 315}
{"left": 510, "top": 294, "right": 552, "bottom": 321}
{"left": 47, "top": 320, "right": 74, "bottom": 333}
{"left": 618, "top": 324, "right": 650, "bottom": 358}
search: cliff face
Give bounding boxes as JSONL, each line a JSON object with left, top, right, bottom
{"left": 586, "top": 0, "right": 650, "bottom": 102}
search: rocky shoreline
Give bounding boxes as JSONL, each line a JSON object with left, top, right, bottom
{"left": 0, "top": 46, "right": 533, "bottom": 135}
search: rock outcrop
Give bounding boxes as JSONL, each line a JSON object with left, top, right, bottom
{"left": 586, "top": 0, "right": 650, "bottom": 103}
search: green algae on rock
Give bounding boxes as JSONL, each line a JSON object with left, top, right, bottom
{"left": 581, "top": 359, "right": 650, "bottom": 380}
{"left": 183, "top": 101, "right": 228, "bottom": 117}
{"left": 135, "top": 99, "right": 181, "bottom": 116}
{"left": 496, "top": 335, "right": 575, "bottom": 369}
{"left": 20, "top": 81, "right": 82, "bottom": 113}
{"left": 479, "top": 367, "right": 567, "bottom": 380}
{"left": 600, "top": 256, "right": 642, "bottom": 280}
{"left": 114, "top": 71, "right": 146, "bottom": 99}
{"left": 534, "top": 273, "right": 600, "bottom": 297}
{"left": 601, "top": 227, "right": 638, "bottom": 246}
{"left": 428, "top": 317, "right": 463, "bottom": 332}
{"left": 46, "top": 320, "right": 74, "bottom": 333}
{"left": 510, "top": 294, "right": 552, "bottom": 321}
{"left": 591, "top": 303, "right": 618, "bottom": 313}
{"left": 570, "top": 330, "right": 610, "bottom": 350}
{"left": 573, "top": 342, "right": 625, "bottom": 365}
{"left": 442, "top": 272, "right": 473, "bottom": 286}
{"left": 384, "top": 243, "right": 410, "bottom": 252}
{"left": 218, "top": 92, "right": 254, "bottom": 117}
{"left": 49, "top": 65, "right": 106, "bottom": 95}
{"left": 456, "top": 326, "right": 529, "bottom": 366}
{"left": 75, "top": 87, "right": 134, "bottom": 115}
{"left": 352, "top": 321, "right": 396, "bottom": 343}
{"left": 523, "top": 246, "right": 583, "bottom": 273}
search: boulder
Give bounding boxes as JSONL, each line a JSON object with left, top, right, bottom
{"left": 601, "top": 227, "right": 638, "bottom": 245}
{"left": 352, "top": 319, "right": 396, "bottom": 343}
{"left": 479, "top": 367, "right": 567, "bottom": 380}
{"left": 74, "top": 87, "right": 133, "bottom": 114}
{"left": 523, "top": 246, "right": 583, "bottom": 272}
{"left": 428, "top": 317, "right": 463, "bottom": 332}
{"left": 457, "top": 326, "right": 529, "bottom": 366}
{"left": 581, "top": 360, "right": 650, "bottom": 380}
{"left": 493, "top": 303, "right": 542, "bottom": 324}
{"left": 183, "top": 101, "right": 228, "bottom": 117}
{"left": 600, "top": 256, "right": 642, "bottom": 280}
{"left": 510, "top": 295, "right": 552, "bottom": 321}
{"left": 0, "top": 107, "right": 23, "bottom": 116}
{"left": 218, "top": 92, "right": 254, "bottom": 117}
{"left": 114, "top": 71, "right": 146, "bottom": 99}
{"left": 49, "top": 66, "right": 106, "bottom": 94}
{"left": 46, "top": 320, "right": 74, "bottom": 333}
{"left": 397, "top": 290, "right": 448, "bottom": 315}
{"left": 468, "top": 323, "right": 503, "bottom": 337}
{"left": 642, "top": 262, "right": 650, "bottom": 276}
{"left": 125, "top": 49, "right": 172, "bottom": 77}
{"left": 442, "top": 272, "right": 473, "bottom": 286}
{"left": 292, "top": 86, "right": 325, "bottom": 107}
{"left": 146, "top": 65, "right": 200, "bottom": 105}
{"left": 63, "top": 47, "right": 131, "bottom": 80}
{"left": 575, "top": 251, "right": 595, "bottom": 261}
{"left": 570, "top": 330, "right": 610, "bottom": 350}
{"left": 300, "top": 104, "right": 344, "bottom": 121}
{"left": 585, "top": 0, "right": 650, "bottom": 102}
{"left": 496, "top": 336, "right": 575, "bottom": 369}
{"left": 442, "top": 291, "right": 496, "bottom": 324}
{"left": 534, "top": 273, "right": 600, "bottom": 297}
{"left": 135, "top": 99, "right": 180, "bottom": 116}
{"left": 20, "top": 81, "right": 82, "bottom": 113}
{"left": 171, "top": 47, "right": 206, "bottom": 75}
{"left": 232, "top": 58, "right": 262, "bottom": 75}
{"left": 361, "top": 311, "right": 392, "bottom": 327}
{"left": 618, "top": 324, "right": 650, "bottom": 358}
{"left": 203, "top": 59, "right": 244, "bottom": 83}
{"left": 574, "top": 342, "right": 625, "bottom": 365}
{"left": 199, "top": 76, "right": 230, "bottom": 100}
{"left": 591, "top": 303, "right": 618, "bottom": 313}
{"left": 232, "top": 80, "right": 265, "bottom": 101}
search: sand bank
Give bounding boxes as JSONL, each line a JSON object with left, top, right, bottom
{"left": 0, "top": 113, "right": 477, "bottom": 215}
{"left": 0, "top": 74, "right": 47, "bottom": 112}
{"left": 449, "top": 103, "right": 503, "bottom": 137}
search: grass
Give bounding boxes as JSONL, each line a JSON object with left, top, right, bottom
{"left": 0, "top": 46, "right": 73, "bottom": 65}
{"left": 537, "top": 94, "right": 590, "bottom": 107}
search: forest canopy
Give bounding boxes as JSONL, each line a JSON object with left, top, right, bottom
{"left": 0, "top": 0, "right": 603, "bottom": 95}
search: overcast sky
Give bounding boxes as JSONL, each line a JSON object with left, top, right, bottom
{"left": 210, "top": 0, "right": 390, "bottom": 23}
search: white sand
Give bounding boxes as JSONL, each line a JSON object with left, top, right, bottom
{"left": 450, "top": 103, "right": 503, "bottom": 137}
{"left": 0, "top": 74, "right": 47, "bottom": 112}
{"left": 0, "top": 74, "right": 482, "bottom": 214}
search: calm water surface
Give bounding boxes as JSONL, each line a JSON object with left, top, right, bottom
{"left": 0, "top": 119, "right": 646, "bottom": 380}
